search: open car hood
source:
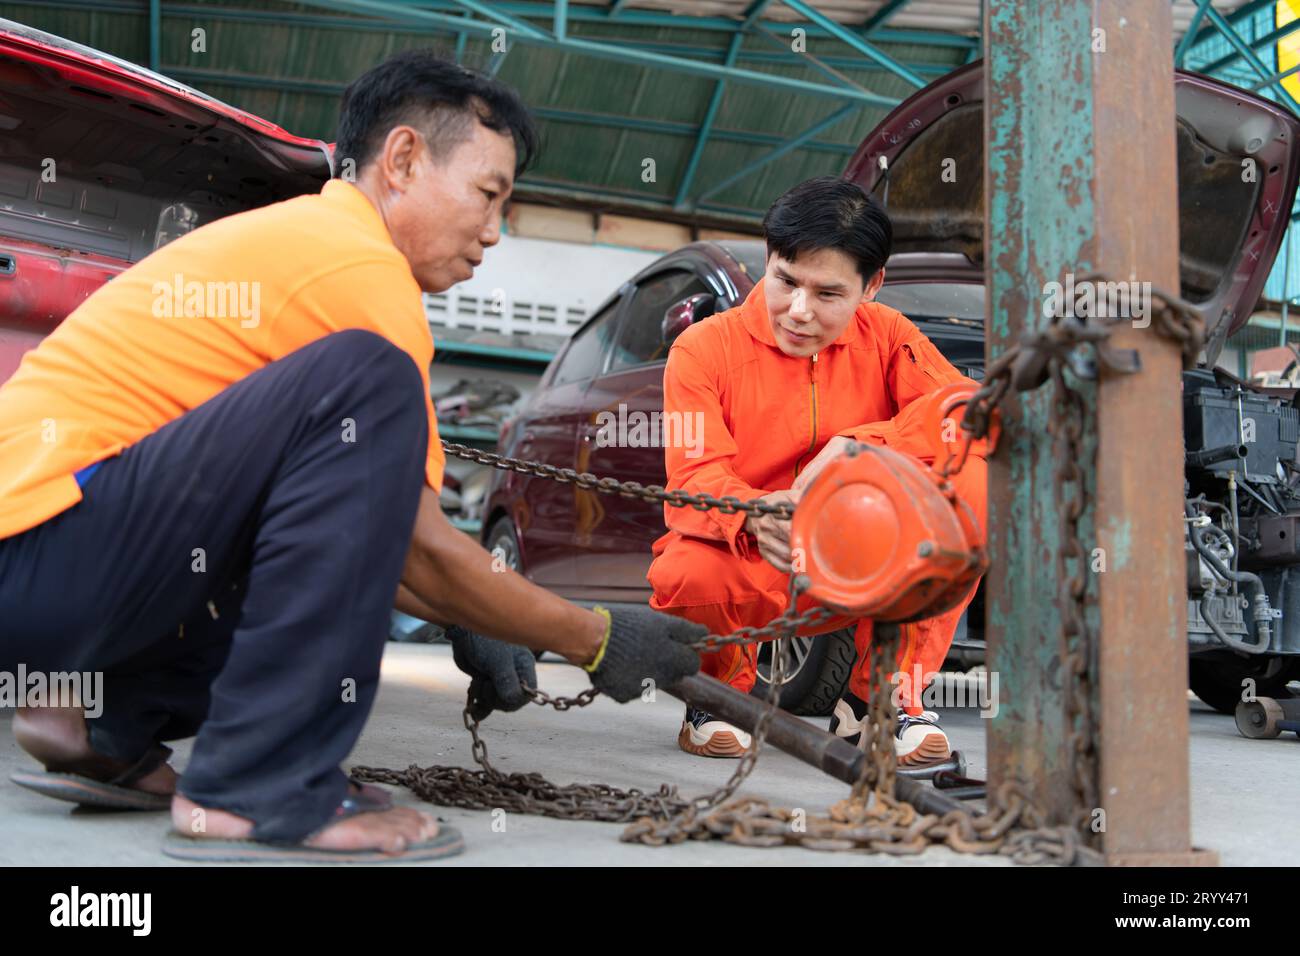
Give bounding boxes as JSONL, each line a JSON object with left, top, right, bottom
{"left": 0, "top": 19, "right": 331, "bottom": 331}
{"left": 844, "top": 60, "right": 1300, "bottom": 351}
{"left": 0, "top": 18, "right": 331, "bottom": 189}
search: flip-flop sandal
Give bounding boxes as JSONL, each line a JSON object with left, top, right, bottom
{"left": 10, "top": 744, "right": 174, "bottom": 811}
{"left": 160, "top": 785, "right": 464, "bottom": 864}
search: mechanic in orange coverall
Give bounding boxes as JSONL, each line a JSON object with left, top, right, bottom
{"left": 648, "top": 176, "right": 986, "bottom": 765}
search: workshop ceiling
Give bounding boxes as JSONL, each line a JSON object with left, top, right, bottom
{"left": 608, "top": 1, "right": 1251, "bottom": 36}
{"left": 0, "top": 0, "right": 1265, "bottom": 230}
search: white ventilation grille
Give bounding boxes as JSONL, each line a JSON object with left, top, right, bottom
{"left": 425, "top": 292, "right": 587, "bottom": 337}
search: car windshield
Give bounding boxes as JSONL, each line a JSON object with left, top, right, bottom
{"left": 718, "top": 240, "right": 767, "bottom": 282}
{"left": 875, "top": 282, "right": 984, "bottom": 327}
{"left": 877, "top": 282, "right": 986, "bottom": 377}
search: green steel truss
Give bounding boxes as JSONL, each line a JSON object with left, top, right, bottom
{"left": 6, "top": 0, "right": 1296, "bottom": 225}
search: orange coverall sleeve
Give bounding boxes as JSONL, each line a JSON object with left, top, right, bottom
{"left": 661, "top": 341, "right": 768, "bottom": 559}
{"left": 838, "top": 314, "right": 976, "bottom": 461}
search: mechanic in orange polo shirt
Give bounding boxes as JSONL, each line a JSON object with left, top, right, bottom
{"left": 649, "top": 176, "right": 986, "bottom": 765}
{"left": 0, "top": 52, "right": 703, "bottom": 863}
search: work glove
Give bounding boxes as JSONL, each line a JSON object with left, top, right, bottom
{"left": 445, "top": 624, "right": 537, "bottom": 721}
{"left": 584, "top": 605, "right": 706, "bottom": 702}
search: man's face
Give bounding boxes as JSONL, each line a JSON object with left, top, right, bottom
{"left": 373, "top": 118, "right": 516, "bottom": 293}
{"left": 763, "top": 247, "right": 883, "bottom": 357}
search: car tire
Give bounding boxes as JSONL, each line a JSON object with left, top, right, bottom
{"left": 750, "top": 628, "right": 856, "bottom": 716}
{"left": 1189, "top": 655, "right": 1299, "bottom": 715}
{"left": 484, "top": 517, "right": 546, "bottom": 658}
{"left": 485, "top": 515, "right": 522, "bottom": 574}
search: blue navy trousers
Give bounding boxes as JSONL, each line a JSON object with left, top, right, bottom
{"left": 0, "top": 330, "right": 428, "bottom": 842}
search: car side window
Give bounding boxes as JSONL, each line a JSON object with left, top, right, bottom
{"left": 549, "top": 299, "right": 621, "bottom": 387}
{"left": 608, "top": 270, "right": 711, "bottom": 372}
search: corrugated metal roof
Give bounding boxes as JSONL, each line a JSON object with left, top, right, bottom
{"left": 0, "top": 0, "right": 1271, "bottom": 233}
{"left": 597, "top": 0, "right": 1252, "bottom": 38}
{"left": 0, "top": 0, "right": 973, "bottom": 226}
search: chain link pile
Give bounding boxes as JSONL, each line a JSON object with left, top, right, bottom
{"left": 352, "top": 279, "right": 1205, "bottom": 865}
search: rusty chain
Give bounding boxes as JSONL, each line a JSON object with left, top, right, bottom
{"left": 354, "top": 277, "right": 1204, "bottom": 864}
{"left": 353, "top": 579, "right": 813, "bottom": 829}
{"left": 440, "top": 441, "right": 796, "bottom": 520}
{"left": 351, "top": 686, "right": 694, "bottom": 823}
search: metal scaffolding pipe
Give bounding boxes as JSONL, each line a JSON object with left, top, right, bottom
{"left": 664, "top": 673, "right": 968, "bottom": 818}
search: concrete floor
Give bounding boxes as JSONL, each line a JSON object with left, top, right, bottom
{"left": 0, "top": 643, "right": 1296, "bottom": 866}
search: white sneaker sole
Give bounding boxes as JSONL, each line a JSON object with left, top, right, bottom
{"left": 677, "top": 721, "right": 752, "bottom": 758}
{"left": 896, "top": 729, "right": 951, "bottom": 767}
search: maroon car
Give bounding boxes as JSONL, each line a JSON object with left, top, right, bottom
{"left": 482, "top": 62, "right": 1300, "bottom": 715}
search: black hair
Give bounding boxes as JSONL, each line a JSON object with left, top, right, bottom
{"left": 334, "top": 50, "right": 538, "bottom": 178}
{"left": 761, "top": 176, "right": 893, "bottom": 285}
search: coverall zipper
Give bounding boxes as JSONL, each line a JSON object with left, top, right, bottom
{"left": 794, "top": 351, "right": 819, "bottom": 478}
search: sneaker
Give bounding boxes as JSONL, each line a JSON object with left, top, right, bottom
{"left": 677, "top": 706, "right": 752, "bottom": 758}
{"left": 894, "top": 710, "right": 951, "bottom": 767}
{"left": 829, "top": 690, "right": 869, "bottom": 746}
{"left": 828, "top": 692, "right": 951, "bottom": 767}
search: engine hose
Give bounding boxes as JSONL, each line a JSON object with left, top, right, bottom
{"left": 1198, "top": 593, "right": 1253, "bottom": 652}
{"left": 1186, "top": 443, "right": 1247, "bottom": 468}
{"left": 1185, "top": 502, "right": 1272, "bottom": 654}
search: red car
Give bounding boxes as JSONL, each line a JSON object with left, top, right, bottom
{"left": 482, "top": 62, "right": 1300, "bottom": 714}
{"left": 0, "top": 18, "right": 331, "bottom": 380}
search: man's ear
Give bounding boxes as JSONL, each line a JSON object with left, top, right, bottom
{"left": 379, "top": 125, "right": 424, "bottom": 190}
{"left": 860, "top": 267, "right": 886, "bottom": 304}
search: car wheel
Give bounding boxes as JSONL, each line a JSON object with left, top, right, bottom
{"left": 485, "top": 516, "right": 544, "bottom": 659}
{"left": 485, "top": 515, "right": 522, "bottom": 573}
{"left": 1189, "top": 655, "right": 1299, "bottom": 715}
{"left": 750, "top": 628, "right": 855, "bottom": 716}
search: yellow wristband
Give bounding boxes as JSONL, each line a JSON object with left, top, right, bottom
{"left": 583, "top": 605, "right": 612, "bottom": 673}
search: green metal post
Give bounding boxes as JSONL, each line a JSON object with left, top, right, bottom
{"left": 1282, "top": 229, "right": 1292, "bottom": 349}
{"left": 985, "top": 0, "right": 1202, "bottom": 864}
{"left": 149, "top": 0, "right": 160, "bottom": 72}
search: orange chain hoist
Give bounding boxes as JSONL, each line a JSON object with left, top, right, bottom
{"left": 791, "top": 382, "right": 999, "bottom": 621}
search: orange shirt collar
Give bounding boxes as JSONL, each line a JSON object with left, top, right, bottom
{"left": 321, "top": 179, "right": 396, "bottom": 246}
{"left": 739, "top": 277, "right": 862, "bottom": 349}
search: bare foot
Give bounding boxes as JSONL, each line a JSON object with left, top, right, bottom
{"left": 171, "top": 793, "right": 441, "bottom": 855}
{"left": 13, "top": 706, "right": 177, "bottom": 796}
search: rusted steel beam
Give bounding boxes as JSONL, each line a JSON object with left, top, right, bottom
{"left": 664, "top": 673, "right": 968, "bottom": 817}
{"left": 984, "top": 1, "right": 1207, "bottom": 864}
